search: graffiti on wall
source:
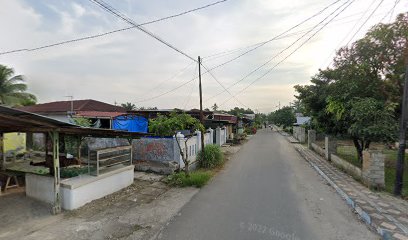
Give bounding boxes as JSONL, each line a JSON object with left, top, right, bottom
{"left": 133, "top": 138, "right": 174, "bottom": 162}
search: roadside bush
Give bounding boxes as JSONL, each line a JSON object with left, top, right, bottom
{"left": 167, "top": 170, "right": 213, "bottom": 188}
{"left": 197, "top": 144, "right": 224, "bottom": 169}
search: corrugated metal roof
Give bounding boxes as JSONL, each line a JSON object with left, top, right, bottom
{"left": 76, "top": 111, "right": 125, "bottom": 118}
{"left": 17, "top": 99, "right": 126, "bottom": 113}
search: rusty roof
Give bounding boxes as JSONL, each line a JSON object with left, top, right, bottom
{"left": 17, "top": 99, "right": 126, "bottom": 113}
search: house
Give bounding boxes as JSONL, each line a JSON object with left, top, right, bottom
{"left": 18, "top": 99, "right": 126, "bottom": 128}
{"left": 206, "top": 113, "right": 237, "bottom": 140}
{"left": 294, "top": 116, "right": 311, "bottom": 126}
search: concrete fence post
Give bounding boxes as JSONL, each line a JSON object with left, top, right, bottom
{"left": 324, "top": 136, "right": 337, "bottom": 161}
{"left": 196, "top": 130, "right": 202, "bottom": 151}
{"left": 216, "top": 127, "right": 221, "bottom": 146}
{"left": 175, "top": 132, "right": 185, "bottom": 168}
{"left": 362, "top": 150, "right": 385, "bottom": 188}
{"left": 308, "top": 130, "right": 316, "bottom": 149}
{"left": 208, "top": 128, "right": 214, "bottom": 145}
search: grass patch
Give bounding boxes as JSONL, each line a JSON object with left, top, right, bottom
{"left": 336, "top": 145, "right": 408, "bottom": 197}
{"left": 336, "top": 145, "right": 361, "bottom": 168}
{"left": 197, "top": 144, "right": 224, "bottom": 169}
{"left": 166, "top": 170, "right": 213, "bottom": 188}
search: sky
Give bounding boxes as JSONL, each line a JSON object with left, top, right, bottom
{"left": 0, "top": 0, "right": 407, "bottom": 113}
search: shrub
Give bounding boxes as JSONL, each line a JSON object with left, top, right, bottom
{"left": 167, "top": 170, "right": 213, "bottom": 188}
{"left": 197, "top": 144, "right": 224, "bottom": 169}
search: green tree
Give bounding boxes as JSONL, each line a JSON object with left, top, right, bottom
{"left": 149, "top": 112, "right": 204, "bottom": 176}
{"left": 270, "top": 107, "right": 296, "bottom": 128}
{"left": 121, "top": 102, "right": 136, "bottom": 111}
{"left": 227, "top": 107, "right": 254, "bottom": 116}
{"left": 0, "top": 65, "right": 37, "bottom": 106}
{"left": 294, "top": 13, "right": 407, "bottom": 162}
{"left": 211, "top": 103, "right": 219, "bottom": 112}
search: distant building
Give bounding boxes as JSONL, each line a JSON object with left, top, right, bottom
{"left": 18, "top": 99, "right": 126, "bottom": 128}
{"left": 294, "top": 116, "right": 311, "bottom": 126}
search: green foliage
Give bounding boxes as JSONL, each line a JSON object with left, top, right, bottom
{"left": 149, "top": 112, "right": 204, "bottom": 137}
{"left": 0, "top": 64, "right": 37, "bottom": 106}
{"left": 269, "top": 107, "right": 296, "bottom": 128}
{"left": 166, "top": 170, "right": 213, "bottom": 188}
{"left": 227, "top": 107, "right": 254, "bottom": 116}
{"left": 121, "top": 102, "right": 136, "bottom": 111}
{"left": 211, "top": 103, "right": 219, "bottom": 111}
{"left": 73, "top": 117, "right": 92, "bottom": 127}
{"left": 295, "top": 13, "right": 408, "bottom": 136}
{"left": 197, "top": 144, "right": 224, "bottom": 169}
{"left": 348, "top": 98, "right": 397, "bottom": 143}
{"left": 60, "top": 167, "right": 89, "bottom": 178}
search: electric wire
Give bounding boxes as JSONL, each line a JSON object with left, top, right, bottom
{"left": 0, "top": 0, "right": 228, "bottom": 56}
{"left": 206, "top": 0, "right": 355, "bottom": 105}
{"left": 202, "top": 0, "right": 346, "bottom": 72}
{"left": 219, "top": 0, "right": 356, "bottom": 107}
{"left": 89, "top": 0, "right": 197, "bottom": 62}
{"left": 134, "top": 0, "right": 349, "bottom": 104}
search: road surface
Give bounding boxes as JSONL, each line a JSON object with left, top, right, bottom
{"left": 157, "top": 129, "right": 378, "bottom": 240}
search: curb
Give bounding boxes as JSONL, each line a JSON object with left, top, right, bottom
{"left": 293, "top": 144, "right": 395, "bottom": 240}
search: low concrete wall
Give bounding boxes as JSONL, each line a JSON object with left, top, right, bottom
{"left": 331, "top": 154, "right": 362, "bottom": 178}
{"left": 26, "top": 166, "right": 134, "bottom": 210}
{"left": 311, "top": 143, "right": 325, "bottom": 157}
{"left": 26, "top": 173, "right": 55, "bottom": 204}
{"left": 61, "top": 165, "right": 134, "bottom": 210}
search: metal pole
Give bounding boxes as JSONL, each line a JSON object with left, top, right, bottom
{"left": 198, "top": 56, "right": 205, "bottom": 152}
{"left": 394, "top": 59, "right": 408, "bottom": 196}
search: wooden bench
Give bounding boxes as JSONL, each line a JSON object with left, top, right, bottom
{"left": 0, "top": 171, "right": 21, "bottom": 192}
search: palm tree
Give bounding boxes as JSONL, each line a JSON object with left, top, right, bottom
{"left": 0, "top": 65, "right": 37, "bottom": 106}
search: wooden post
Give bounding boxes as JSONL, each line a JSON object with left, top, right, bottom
{"left": 51, "top": 131, "right": 61, "bottom": 214}
{"left": 0, "top": 132, "right": 5, "bottom": 171}
{"left": 77, "top": 136, "right": 83, "bottom": 165}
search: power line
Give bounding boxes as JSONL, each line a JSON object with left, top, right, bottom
{"left": 203, "top": 5, "right": 398, "bottom": 63}
{"left": 200, "top": 62, "right": 249, "bottom": 108}
{"left": 122, "top": 0, "right": 352, "bottom": 105}
{"left": 321, "top": 0, "right": 378, "bottom": 68}
{"left": 0, "top": 0, "right": 229, "bottom": 56}
{"left": 182, "top": 64, "right": 198, "bottom": 109}
{"left": 219, "top": 0, "right": 356, "bottom": 107}
{"left": 202, "top": 0, "right": 346, "bottom": 72}
{"left": 89, "top": 0, "right": 197, "bottom": 62}
{"left": 344, "top": 0, "right": 385, "bottom": 46}
{"left": 207, "top": 0, "right": 355, "bottom": 105}
{"left": 137, "top": 61, "right": 195, "bottom": 100}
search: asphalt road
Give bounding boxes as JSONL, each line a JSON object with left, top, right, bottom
{"left": 157, "top": 129, "right": 378, "bottom": 240}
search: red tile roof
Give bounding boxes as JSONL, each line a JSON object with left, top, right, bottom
{"left": 75, "top": 111, "right": 125, "bottom": 118}
{"left": 18, "top": 99, "right": 126, "bottom": 113}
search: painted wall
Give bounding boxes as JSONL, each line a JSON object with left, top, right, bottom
{"left": 3, "top": 132, "right": 26, "bottom": 156}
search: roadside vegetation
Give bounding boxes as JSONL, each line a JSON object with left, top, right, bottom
{"left": 336, "top": 144, "right": 408, "bottom": 196}
{"left": 166, "top": 144, "right": 227, "bottom": 188}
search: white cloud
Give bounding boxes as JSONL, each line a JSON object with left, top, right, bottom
{"left": 0, "top": 0, "right": 406, "bottom": 112}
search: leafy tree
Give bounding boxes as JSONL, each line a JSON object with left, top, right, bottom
{"left": 0, "top": 64, "right": 37, "bottom": 106}
{"left": 121, "top": 102, "right": 136, "bottom": 111}
{"left": 270, "top": 107, "right": 296, "bottom": 128}
{"left": 227, "top": 107, "right": 254, "bottom": 116}
{"left": 211, "top": 103, "right": 219, "bottom": 112}
{"left": 294, "top": 13, "right": 407, "bottom": 163}
{"left": 72, "top": 117, "right": 92, "bottom": 127}
{"left": 327, "top": 98, "right": 398, "bottom": 162}
{"left": 149, "top": 112, "right": 204, "bottom": 176}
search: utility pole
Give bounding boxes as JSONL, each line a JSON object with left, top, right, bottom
{"left": 394, "top": 53, "right": 408, "bottom": 196}
{"left": 65, "top": 95, "right": 74, "bottom": 115}
{"left": 198, "top": 56, "right": 205, "bottom": 152}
